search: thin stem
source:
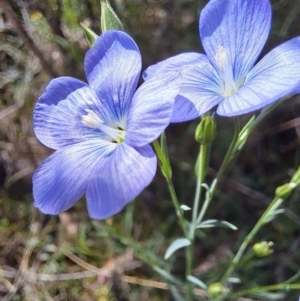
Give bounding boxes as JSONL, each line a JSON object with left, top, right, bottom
{"left": 221, "top": 196, "right": 281, "bottom": 284}
{"left": 153, "top": 140, "right": 187, "bottom": 236}
{"left": 232, "top": 283, "right": 300, "bottom": 298}
{"left": 186, "top": 144, "right": 209, "bottom": 301}
{"left": 196, "top": 118, "right": 240, "bottom": 225}
{"left": 166, "top": 178, "right": 188, "bottom": 237}
{"left": 153, "top": 139, "right": 193, "bottom": 300}
{"left": 189, "top": 144, "right": 208, "bottom": 239}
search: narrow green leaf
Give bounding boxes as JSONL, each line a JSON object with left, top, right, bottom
{"left": 170, "top": 286, "right": 186, "bottom": 301}
{"left": 197, "top": 219, "right": 238, "bottom": 230}
{"left": 264, "top": 209, "right": 285, "bottom": 224}
{"left": 253, "top": 292, "right": 285, "bottom": 299}
{"left": 187, "top": 275, "right": 207, "bottom": 289}
{"left": 80, "top": 23, "right": 98, "bottom": 47}
{"left": 164, "top": 238, "right": 191, "bottom": 260}
{"left": 180, "top": 205, "right": 191, "bottom": 211}
{"left": 228, "top": 277, "right": 241, "bottom": 283}
{"left": 262, "top": 198, "right": 284, "bottom": 224}
{"left": 153, "top": 266, "right": 182, "bottom": 285}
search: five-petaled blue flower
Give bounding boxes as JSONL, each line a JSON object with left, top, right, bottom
{"left": 144, "top": 0, "right": 300, "bottom": 121}
{"left": 33, "top": 30, "right": 179, "bottom": 220}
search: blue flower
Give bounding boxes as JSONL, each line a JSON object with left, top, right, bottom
{"left": 144, "top": 0, "right": 300, "bottom": 121}
{"left": 33, "top": 30, "right": 179, "bottom": 220}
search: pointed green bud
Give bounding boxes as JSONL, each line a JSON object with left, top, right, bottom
{"left": 234, "top": 115, "right": 255, "bottom": 153}
{"left": 81, "top": 23, "right": 99, "bottom": 47}
{"left": 253, "top": 241, "right": 274, "bottom": 257}
{"left": 100, "top": 0, "right": 124, "bottom": 33}
{"left": 208, "top": 283, "right": 228, "bottom": 298}
{"left": 275, "top": 182, "right": 296, "bottom": 199}
{"left": 195, "top": 115, "right": 216, "bottom": 144}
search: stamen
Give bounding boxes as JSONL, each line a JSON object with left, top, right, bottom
{"left": 82, "top": 109, "right": 104, "bottom": 128}
{"left": 215, "top": 46, "right": 237, "bottom": 97}
{"left": 82, "top": 109, "right": 126, "bottom": 143}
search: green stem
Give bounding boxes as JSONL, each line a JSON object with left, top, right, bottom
{"left": 185, "top": 144, "right": 209, "bottom": 301}
{"left": 196, "top": 118, "right": 240, "bottom": 225}
{"left": 153, "top": 139, "right": 193, "bottom": 300}
{"left": 232, "top": 283, "right": 300, "bottom": 298}
{"left": 166, "top": 177, "right": 188, "bottom": 237}
{"left": 189, "top": 144, "right": 208, "bottom": 239}
{"left": 153, "top": 139, "right": 187, "bottom": 236}
{"left": 221, "top": 196, "right": 282, "bottom": 284}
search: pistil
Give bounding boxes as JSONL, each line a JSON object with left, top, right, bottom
{"left": 215, "top": 46, "right": 237, "bottom": 97}
{"left": 82, "top": 109, "right": 125, "bottom": 143}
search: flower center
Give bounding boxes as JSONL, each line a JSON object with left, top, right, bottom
{"left": 215, "top": 46, "right": 238, "bottom": 97}
{"left": 82, "top": 109, "right": 125, "bottom": 143}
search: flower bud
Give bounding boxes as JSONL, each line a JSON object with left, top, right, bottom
{"left": 208, "top": 282, "right": 228, "bottom": 298}
{"left": 101, "top": 0, "right": 124, "bottom": 32}
{"left": 275, "top": 182, "right": 296, "bottom": 199}
{"left": 195, "top": 115, "right": 217, "bottom": 144}
{"left": 253, "top": 241, "right": 274, "bottom": 257}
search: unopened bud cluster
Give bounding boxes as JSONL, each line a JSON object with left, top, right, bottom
{"left": 207, "top": 282, "right": 228, "bottom": 298}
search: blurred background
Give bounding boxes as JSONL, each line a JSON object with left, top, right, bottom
{"left": 1, "top": 0, "right": 300, "bottom": 300}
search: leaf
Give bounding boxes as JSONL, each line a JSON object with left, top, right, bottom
{"left": 227, "top": 277, "right": 241, "bottom": 283}
{"left": 80, "top": 23, "right": 98, "bottom": 47}
{"left": 197, "top": 219, "right": 238, "bottom": 230}
{"left": 180, "top": 205, "right": 191, "bottom": 211}
{"left": 263, "top": 198, "right": 284, "bottom": 224}
{"left": 170, "top": 286, "right": 186, "bottom": 301}
{"left": 187, "top": 275, "right": 207, "bottom": 289}
{"left": 164, "top": 238, "right": 191, "bottom": 260}
{"left": 153, "top": 266, "right": 182, "bottom": 285}
{"left": 264, "top": 209, "right": 285, "bottom": 223}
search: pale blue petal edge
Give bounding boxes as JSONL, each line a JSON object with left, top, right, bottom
{"left": 33, "top": 140, "right": 117, "bottom": 215}
{"left": 34, "top": 77, "right": 107, "bottom": 149}
{"left": 143, "top": 52, "right": 204, "bottom": 80}
{"left": 86, "top": 143, "right": 156, "bottom": 220}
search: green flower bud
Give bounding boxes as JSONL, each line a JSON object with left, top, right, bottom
{"left": 81, "top": 23, "right": 98, "bottom": 47}
{"left": 195, "top": 116, "right": 217, "bottom": 144}
{"left": 275, "top": 182, "right": 296, "bottom": 199}
{"left": 253, "top": 241, "right": 274, "bottom": 257}
{"left": 208, "top": 282, "right": 228, "bottom": 298}
{"left": 101, "top": 0, "right": 124, "bottom": 32}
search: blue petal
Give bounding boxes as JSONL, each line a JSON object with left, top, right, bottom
{"left": 34, "top": 77, "right": 109, "bottom": 149}
{"left": 125, "top": 73, "right": 180, "bottom": 147}
{"left": 86, "top": 143, "right": 156, "bottom": 220}
{"left": 84, "top": 30, "right": 141, "bottom": 123}
{"left": 171, "top": 96, "right": 199, "bottom": 123}
{"left": 200, "top": 0, "right": 271, "bottom": 81}
{"left": 217, "top": 37, "right": 300, "bottom": 116}
{"left": 172, "top": 57, "right": 224, "bottom": 118}
{"left": 143, "top": 52, "right": 204, "bottom": 80}
{"left": 143, "top": 53, "right": 207, "bottom": 122}
{"left": 33, "top": 140, "right": 117, "bottom": 215}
